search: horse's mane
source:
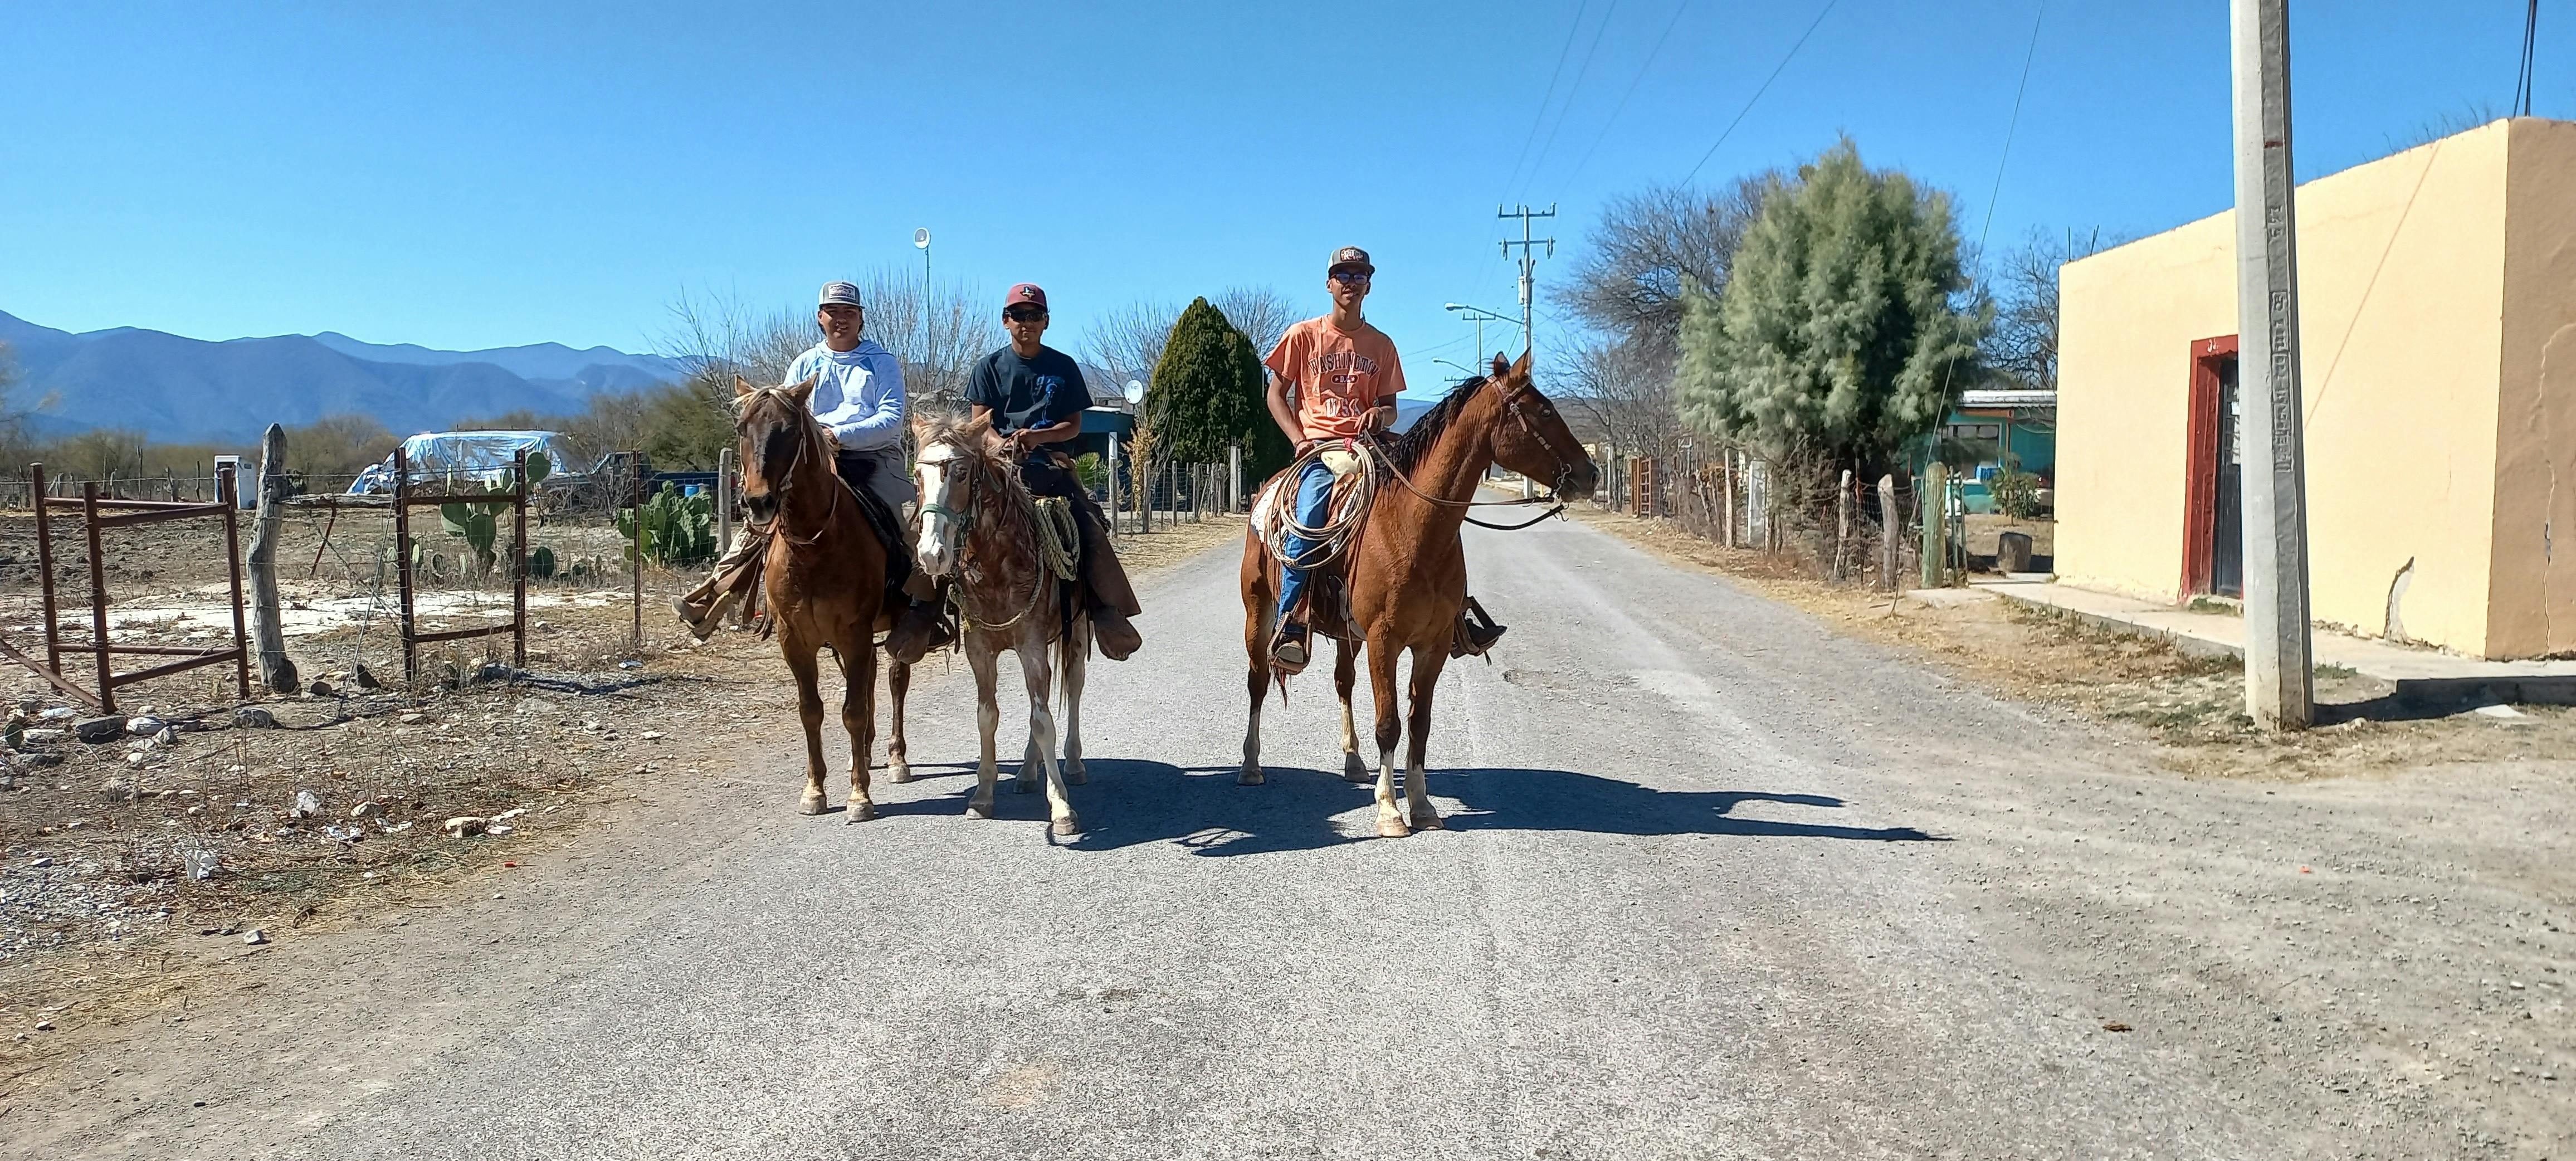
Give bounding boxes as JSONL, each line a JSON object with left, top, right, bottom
{"left": 1382, "top": 374, "right": 1489, "bottom": 474}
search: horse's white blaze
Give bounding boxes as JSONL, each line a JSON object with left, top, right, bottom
{"left": 913, "top": 455, "right": 955, "bottom": 577}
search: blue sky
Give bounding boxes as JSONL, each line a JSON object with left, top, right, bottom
{"left": 2, "top": 2, "right": 2563, "bottom": 393}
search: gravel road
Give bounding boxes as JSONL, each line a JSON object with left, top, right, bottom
{"left": 13, "top": 515, "right": 2571, "bottom": 1159}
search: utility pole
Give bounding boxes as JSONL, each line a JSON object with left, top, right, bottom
{"left": 2231, "top": 0, "right": 2315, "bottom": 729}
{"left": 1497, "top": 203, "right": 1556, "bottom": 357}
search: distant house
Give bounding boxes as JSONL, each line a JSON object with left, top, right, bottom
{"left": 2054, "top": 117, "right": 2576, "bottom": 660}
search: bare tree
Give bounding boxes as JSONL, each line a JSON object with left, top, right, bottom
{"left": 850, "top": 267, "right": 1003, "bottom": 411}
{"left": 1084, "top": 298, "right": 1181, "bottom": 394}
{"left": 1558, "top": 336, "right": 1688, "bottom": 460}
{"left": 1560, "top": 175, "right": 1777, "bottom": 370}
{"left": 1984, "top": 227, "right": 2112, "bottom": 393}
{"left": 1210, "top": 286, "right": 1294, "bottom": 359}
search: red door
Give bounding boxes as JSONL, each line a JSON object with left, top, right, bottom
{"left": 2182, "top": 335, "right": 2241, "bottom": 597}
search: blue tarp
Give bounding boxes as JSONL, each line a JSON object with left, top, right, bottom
{"left": 348, "top": 431, "right": 575, "bottom": 494}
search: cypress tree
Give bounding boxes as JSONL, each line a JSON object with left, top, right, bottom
{"left": 1145, "top": 297, "right": 1289, "bottom": 479}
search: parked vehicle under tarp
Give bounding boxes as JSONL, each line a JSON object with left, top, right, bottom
{"left": 348, "top": 431, "right": 583, "bottom": 494}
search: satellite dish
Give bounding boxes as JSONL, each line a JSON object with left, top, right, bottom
{"left": 1124, "top": 379, "right": 1145, "bottom": 404}
{"left": 913, "top": 228, "right": 931, "bottom": 250}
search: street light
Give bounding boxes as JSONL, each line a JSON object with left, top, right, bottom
{"left": 1431, "top": 358, "right": 1480, "bottom": 378}
{"left": 1443, "top": 302, "right": 1523, "bottom": 367}
{"left": 914, "top": 228, "right": 933, "bottom": 394}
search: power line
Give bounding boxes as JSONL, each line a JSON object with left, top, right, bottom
{"left": 1681, "top": 0, "right": 1841, "bottom": 184}
{"left": 1558, "top": 0, "right": 1697, "bottom": 194}
{"left": 1938, "top": 0, "right": 2047, "bottom": 407}
{"left": 2514, "top": 0, "right": 2539, "bottom": 116}
{"left": 1521, "top": 0, "right": 1625, "bottom": 202}
{"left": 1975, "top": 1, "right": 2047, "bottom": 250}
{"left": 1503, "top": 1, "right": 1594, "bottom": 198}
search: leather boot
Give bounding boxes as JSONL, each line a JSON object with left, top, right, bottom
{"left": 1092, "top": 608, "right": 1143, "bottom": 660}
{"left": 1451, "top": 596, "right": 1507, "bottom": 658}
{"left": 886, "top": 598, "right": 952, "bottom": 664}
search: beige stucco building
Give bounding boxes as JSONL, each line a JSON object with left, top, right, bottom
{"left": 2055, "top": 116, "right": 2576, "bottom": 660}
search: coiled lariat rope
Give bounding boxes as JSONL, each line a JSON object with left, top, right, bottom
{"left": 1256, "top": 440, "right": 1378, "bottom": 572}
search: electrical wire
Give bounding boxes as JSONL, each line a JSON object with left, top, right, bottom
{"left": 1503, "top": 1, "right": 1594, "bottom": 199}
{"left": 1521, "top": 0, "right": 1625, "bottom": 202}
{"left": 1557, "top": 0, "right": 1697, "bottom": 194}
{"left": 1682, "top": 0, "right": 1841, "bottom": 183}
{"left": 1936, "top": 0, "right": 2047, "bottom": 407}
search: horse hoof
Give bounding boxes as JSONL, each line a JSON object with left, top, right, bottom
{"left": 1050, "top": 816, "right": 1082, "bottom": 837}
{"left": 965, "top": 803, "right": 993, "bottom": 820}
{"left": 1237, "top": 765, "right": 1265, "bottom": 786}
{"left": 846, "top": 801, "right": 876, "bottom": 824}
{"left": 1341, "top": 755, "right": 1372, "bottom": 783}
{"left": 886, "top": 764, "right": 914, "bottom": 784}
{"left": 798, "top": 792, "right": 827, "bottom": 816}
{"left": 1411, "top": 811, "right": 1445, "bottom": 831}
{"left": 1377, "top": 816, "right": 1412, "bottom": 838}
{"left": 1063, "top": 764, "right": 1088, "bottom": 786}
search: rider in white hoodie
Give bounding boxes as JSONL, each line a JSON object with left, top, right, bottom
{"left": 793, "top": 280, "right": 913, "bottom": 518}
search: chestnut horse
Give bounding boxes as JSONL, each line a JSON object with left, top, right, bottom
{"left": 734, "top": 375, "right": 911, "bottom": 821}
{"left": 1237, "top": 351, "right": 1598, "bottom": 836}
{"left": 911, "top": 415, "right": 1091, "bottom": 836}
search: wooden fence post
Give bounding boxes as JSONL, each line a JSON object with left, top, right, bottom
{"left": 1721, "top": 451, "right": 1735, "bottom": 548}
{"left": 1878, "top": 474, "right": 1899, "bottom": 590}
{"left": 247, "top": 423, "right": 299, "bottom": 692}
{"left": 1835, "top": 467, "right": 1853, "bottom": 581}
{"left": 1919, "top": 462, "right": 1950, "bottom": 589}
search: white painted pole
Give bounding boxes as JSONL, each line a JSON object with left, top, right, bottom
{"left": 2232, "top": 0, "right": 2315, "bottom": 729}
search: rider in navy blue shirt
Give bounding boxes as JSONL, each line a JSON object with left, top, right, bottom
{"left": 900, "top": 282, "right": 1141, "bottom": 662}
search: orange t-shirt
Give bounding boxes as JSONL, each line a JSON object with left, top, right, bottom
{"left": 1264, "top": 316, "right": 1407, "bottom": 441}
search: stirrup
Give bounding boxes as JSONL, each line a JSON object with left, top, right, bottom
{"left": 1452, "top": 597, "right": 1507, "bottom": 658}
{"left": 1270, "top": 622, "right": 1311, "bottom": 674}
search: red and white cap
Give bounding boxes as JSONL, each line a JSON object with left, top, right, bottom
{"left": 1004, "top": 283, "right": 1048, "bottom": 311}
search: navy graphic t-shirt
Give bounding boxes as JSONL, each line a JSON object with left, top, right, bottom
{"left": 967, "top": 345, "right": 1091, "bottom": 448}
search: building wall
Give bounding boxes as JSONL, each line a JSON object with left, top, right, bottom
{"left": 2056, "top": 120, "right": 2516, "bottom": 656}
{"left": 2492, "top": 118, "right": 2576, "bottom": 657}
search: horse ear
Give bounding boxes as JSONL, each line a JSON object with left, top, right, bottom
{"left": 1507, "top": 349, "right": 1533, "bottom": 382}
{"left": 733, "top": 374, "right": 757, "bottom": 398}
{"left": 786, "top": 374, "right": 818, "bottom": 406}
{"left": 1490, "top": 352, "right": 1511, "bottom": 379}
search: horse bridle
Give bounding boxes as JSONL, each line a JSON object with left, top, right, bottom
{"left": 1362, "top": 377, "right": 1583, "bottom": 531}
{"left": 737, "top": 388, "right": 842, "bottom": 547}
{"left": 916, "top": 436, "right": 1054, "bottom": 631}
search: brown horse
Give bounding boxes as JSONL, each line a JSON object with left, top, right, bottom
{"left": 734, "top": 375, "right": 911, "bottom": 820}
{"left": 911, "top": 414, "right": 1091, "bottom": 836}
{"left": 1237, "top": 351, "right": 1598, "bottom": 836}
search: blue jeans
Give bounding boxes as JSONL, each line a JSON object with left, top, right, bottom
{"left": 1276, "top": 460, "right": 1338, "bottom": 625}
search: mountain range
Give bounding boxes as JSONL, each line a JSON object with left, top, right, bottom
{"left": 0, "top": 309, "right": 687, "bottom": 445}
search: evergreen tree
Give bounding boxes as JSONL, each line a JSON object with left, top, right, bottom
{"left": 1145, "top": 297, "right": 1289, "bottom": 480}
{"left": 1676, "top": 138, "right": 1988, "bottom": 475}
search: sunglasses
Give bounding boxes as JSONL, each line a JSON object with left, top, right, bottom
{"left": 1330, "top": 270, "right": 1372, "bottom": 286}
{"left": 1004, "top": 307, "right": 1048, "bottom": 323}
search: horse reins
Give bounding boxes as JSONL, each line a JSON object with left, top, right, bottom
{"left": 921, "top": 440, "right": 1074, "bottom": 634}
{"left": 1358, "top": 381, "right": 1580, "bottom": 530}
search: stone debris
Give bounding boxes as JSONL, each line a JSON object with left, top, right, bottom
{"left": 153, "top": 726, "right": 178, "bottom": 745}
{"left": 307, "top": 680, "right": 336, "bottom": 699}
{"left": 33, "top": 1019, "right": 53, "bottom": 1031}
{"left": 399, "top": 713, "right": 427, "bottom": 725}
{"left": 349, "top": 801, "right": 382, "bottom": 818}
{"left": 290, "top": 789, "right": 321, "bottom": 818}
{"left": 443, "top": 816, "right": 488, "bottom": 838}
{"left": 38, "top": 706, "right": 75, "bottom": 720}
{"left": 128, "top": 716, "right": 168, "bottom": 737}
{"left": 322, "top": 825, "right": 364, "bottom": 843}
{"left": 101, "top": 779, "right": 134, "bottom": 802}
{"left": 241, "top": 929, "right": 268, "bottom": 945}
{"left": 75, "top": 716, "right": 129, "bottom": 743}
{"left": 180, "top": 848, "right": 220, "bottom": 881}
{"left": 232, "top": 706, "right": 275, "bottom": 729}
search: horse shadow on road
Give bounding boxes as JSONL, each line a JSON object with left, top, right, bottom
{"left": 1036, "top": 760, "right": 1943, "bottom": 856}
